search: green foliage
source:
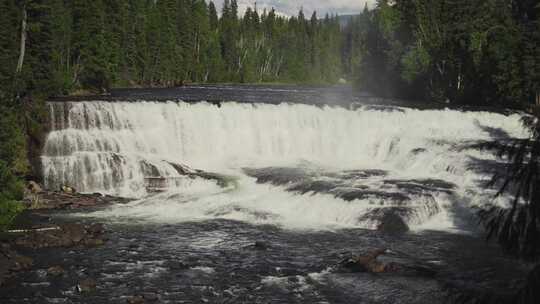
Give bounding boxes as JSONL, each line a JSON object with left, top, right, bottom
{"left": 401, "top": 43, "right": 430, "bottom": 83}
{"left": 348, "top": 0, "right": 540, "bottom": 106}
{"left": 0, "top": 105, "right": 27, "bottom": 231}
{"left": 477, "top": 113, "right": 540, "bottom": 259}
{"left": 0, "top": 195, "right": 24, "bottom": 231}
{"left": 9, "top": 0, "right": 346, "bottom": 88}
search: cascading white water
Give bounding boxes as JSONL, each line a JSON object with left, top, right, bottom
{"left": 42, "top": 101, "right": 528, "bottom": 230}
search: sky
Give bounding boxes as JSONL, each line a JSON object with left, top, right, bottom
{"left": 213, "top": 0, "right": 375, "bottom": 17}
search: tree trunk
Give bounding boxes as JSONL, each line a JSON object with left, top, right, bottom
{"left": 536, "top": 92, "right": 540, "bottom": 106}
{"left": 16, "top": 5, "right": 28, "bottom": 74}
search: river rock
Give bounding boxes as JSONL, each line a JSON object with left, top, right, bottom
{"left": 63, "top": 223, "right": 86, "bottom": 243}
{"left": 340, "top": 249, "right": 396, "bottom": 273}
{"left": 86, "top": 223, "right": 105, "bottom": 235}
{"left": 77, "top": 278, "right": 97, "bottom": 293}
{"left": 12, "top": 255, "right": 33, "bottom": 271}
{"left": 23, "top": 190, "right": 132, "bottom": 210}
{"left": 377, "top": 213, "right": 409, "bottom": 234}
{"left": 254, "top": 241, "right": 268, "bottom": 250}
{"left": 83, "top": 238, "right": 105, "bottom": 247}
{"left": 27, "top": 181, "right": 43, "bottom": 193}
{"left": 14, "top": 222, "right": 106, "bottom": 249}
{"left": 61, "top": 186, "right": 76, "bottom": 194}
{"left": 142, "top": 292, "right": 159, "bottom": 302}
{"left": 47, "top": 266, "right": 65, "bottom": 277}
{"left": 127, "top": 295, "right": 145, "bottom": 304}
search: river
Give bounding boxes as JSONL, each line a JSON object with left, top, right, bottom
{"left": 8, "top": 85, "right": 532, "bottom": 303}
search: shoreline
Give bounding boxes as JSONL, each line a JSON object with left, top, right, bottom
{"left": 0, "top": 189, "right": 132, "bottom": 289}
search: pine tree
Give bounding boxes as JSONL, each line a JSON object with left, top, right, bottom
{"left": 71, "top": 0, "right": 111, "bottom": 91}
{"left": 208, "top": 1, "right": 218, "bottom": 32}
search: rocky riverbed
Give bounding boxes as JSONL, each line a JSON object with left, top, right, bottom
{"left": 0, "top": 185, "right": 132, "bottom": 291}
{"left": 0, "top": 183, "right": 534, "bottom": 304}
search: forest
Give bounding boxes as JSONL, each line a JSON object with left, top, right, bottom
{"left": 1, "top": 0, "right": 344, "bottom": 94}
{"left": 342, "top": 0, "right": 540, "bottom": 106}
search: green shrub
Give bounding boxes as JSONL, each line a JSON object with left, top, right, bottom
{"left": 0, "top": 103, "right": 28, "bottom": 231}
{"left": 0, "top": 197, "right": 23, "bottom": 231}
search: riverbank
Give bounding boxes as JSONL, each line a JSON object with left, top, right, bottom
{"left": 0, "top": 187, "right": 132, "bottom": 290}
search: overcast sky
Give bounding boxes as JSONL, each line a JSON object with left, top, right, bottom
{"left": 212, "top": 0, "right": 375, "bottom": 17}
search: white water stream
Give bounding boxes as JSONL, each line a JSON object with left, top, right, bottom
{"left": 42, "top": 101, "right": 527, "bottom": 231}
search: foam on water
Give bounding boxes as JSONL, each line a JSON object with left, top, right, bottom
{"left": 42, "top": 101, "right": 528, "bottom": 231}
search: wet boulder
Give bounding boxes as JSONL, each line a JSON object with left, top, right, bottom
{"left": 61, "top": 185, "right": 76, "bottom": 194}
{"left": 14, "top": 222, "right": 107, "bottom": 249}
{"left": 47, "top": 266, "right": 65, "bottom": 277}
{"left": 27, "top": 181, "right": 43, "bottom": 194}
{"left": 83, "top": 238, "right": 105, "bottom": 247}
{"left": 63, "top": 223, "right": 86, "bottom": 243}
{"left": 357, "top": 208, "right": 411, "bottom": 234}
{"left": 126, "top": 295, "right": 145, "bottom": 304}
{"left": 77, "top": 278, "right": 97, "bottom": 293}
{"left": 340, "top": 249, "right": 397, "bottom": 273}
{"left": 339, "top": 249, "right": 437, "bottom": 277}
{"left": 244, "top": 241, "right": 269, "bottom": 251}
{"left": 86, "top": 223, "right": 105, "bottom": 235}
{"left": 12, "top": 255, "right": 33, "bottom": 271}
{"left": 142, "top": 292, "right": 159, "bottom": 302}
{"left": 377, "top": 210, "right": 410, "bottom": 234}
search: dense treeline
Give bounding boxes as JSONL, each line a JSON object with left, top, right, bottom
{"left": 2, "top": 0, "right": 344, "bottom": 93}
{"left": 342, "top": 0, "right": 540, "bottom": 106}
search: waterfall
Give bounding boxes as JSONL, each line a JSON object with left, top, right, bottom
{"left": 42, "top": 101, "right": 527, "bottom": 230}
